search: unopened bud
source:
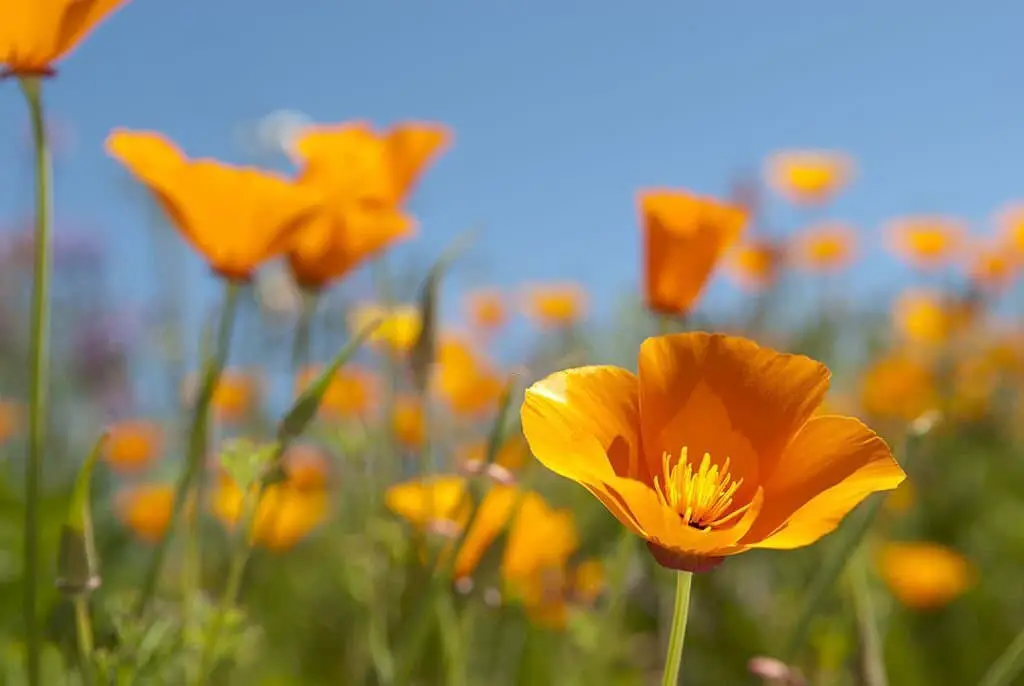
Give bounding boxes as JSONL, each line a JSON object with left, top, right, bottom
{"left": 747, "top": 657, "right": 806, "bottom": 685}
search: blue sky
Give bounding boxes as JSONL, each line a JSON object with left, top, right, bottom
{"left": 3, "top": 1, "right": 1024, "bottom": 337}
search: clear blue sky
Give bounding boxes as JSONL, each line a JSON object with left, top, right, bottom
{"left": 3, "top": 1, "right": 1024, "bottom": 333}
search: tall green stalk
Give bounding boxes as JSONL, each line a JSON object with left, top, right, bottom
{"left": 19, "top": 76, "right": 52, "bottom": 686}
{"left": 73, "top": 597, "right": 96, "bottom": 686}
{"left": 135, "top": 282, "right": 241, "bottom": 618}
{"left": 660, "top": 571, "right": 693, "bottom": 686}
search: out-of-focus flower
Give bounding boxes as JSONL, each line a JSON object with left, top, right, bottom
{"left": 859, "top": 353, "right": 938, "bottom": 423}
{"left": 878, "top": 542, "right": 974, "bottom": 609}
{"left": 434, "top": 336, "right": 505, "bottom": 416}
{"left": 748, "top": 657, "right": 807, "bottom": 686}
{"left": 884, "top": 216, "right": 965, "bottom": 270}
{"left": 790, "top": 223, "right": 857, "bottom": 273}
{"left": 293, "top": 364, "right": 377, "bottom": 420}
{"left": 966, "top": 240, "right": 1018, "bottom": 294}
{"left": 254, "top": 260, "right": 304, "bottom": 319}
{"left": 460, "top": 433, "right": 532, "bottom": 472}
{"left": 349, "top": 303, "right": 421, "bottom": 354}
{"left": 106, "top": 130, "right": 322, "bottom": 280}
{"left": 522, "top": 283, "right": 587, "bottom": 328}
{"left": 213, "top": 476, "right": 328, "bottom": 552}
{"left": 639, "top": 190, "right": 747, "bottom": 314}
{"left": 284, "top": 444, "right": 330, "bottom": 491}
{"left": 892, "top": 289, "right": 970, "bottom": 348}
{"left": 0, "top": 399, "right": 23, "bottom": 444}
{"left": 947, "top": 353, "right": 999, "bottom": 421}
{"left": 286, "top": 121, "right": 449, "bottom": 289}
{"left": 765, "top": 151, "right": 853, "bottom": 206}
{"left": 181, "top": 369, "right": 260, "bottom": 425}
{"left": 570, "top": 558, "right": 606, "bottom": 604}
{"left": 464, "top": 290, "right": 507, "bottom": 332}
{"left": 0, "top": 0, "right": 131, "bottom": 76}
{"left": 521, "top": 333, "right": 905, "bottom": 572}
{"left": 392, "top": 395, "right": 426, "bottom": 450}
{"left": 996, "top": 204, "right": 1024, "bottom": 259}
{"left": 116, "top": 484, "right": 174, "bottom": 543}
{"left": 104, "top": 419, "right": 162, "bottom": 473}
{"left": 725, "top": 239, "right": 782, "bottom": 293}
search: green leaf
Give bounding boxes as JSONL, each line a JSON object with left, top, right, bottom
{"left": 56, "top": 433, "right": 107, "bottom": 597}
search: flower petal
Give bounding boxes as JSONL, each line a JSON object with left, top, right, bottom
{"left": 638, "top": 333, "right": 830, "bottom": 493}
{"left": 743, "top": 416, "right": 905, "bottom": 549}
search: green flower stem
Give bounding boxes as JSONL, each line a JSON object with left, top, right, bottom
{"left": 660, "top": 571, "right": 694, "bottom": 686}
{"left": 135, "top": 281, "right": 241, "bottom": 619}
{"left": 849, "top": 548, "right": 887, "bottom": 686}
{"left": 19, "top": 75, "right": 52, "bottom": 686}
{"left": 73, "top": 597, "right": 95, "bottom": 686}
{"left": 979, "top": 628, "right": 1024, "bottom": 686}
{"left": 292, "top": 289, "right": 317, "bottom": 372}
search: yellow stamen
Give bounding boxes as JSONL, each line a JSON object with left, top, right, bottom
{"left": 653, "top": 448, "right": 750, "bottom": 530}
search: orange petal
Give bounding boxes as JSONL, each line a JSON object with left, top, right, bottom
{"left": 743, "top": 416, "right": 905, "bottom": 549}
{"left": 386, "top": 123, "right": 451, "bottom": 200}
{"left": 637, "top": 333, "right": 830, "bottom": 492}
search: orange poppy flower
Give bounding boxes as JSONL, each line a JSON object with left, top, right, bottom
{"left": 725, "top": 239, "right": 782, "bottom": 293}
{"left": 791, "top": 223, "right": 857, "bottom": 273}
{"left": 892, "top": 289, "right": 962, "bottom": 347}
{"left": 287, "top": 123, "right": 423, "bottom": 289}
{"left": 884, "top": 216, "right": 965, "bottom": 270}
{"left": 966, "top": 240, "right": 1018, "bottom": 294}
{"left": 104, "top": 419, "right": 163, "bottom": 474}
{"left": 116, "top": 484, "right": 175, "bottom": 544}
{"left": 349, "top": 303, "right": 422, "bottom": 353}
{"left": 0, "top": 0, "right": 131, "bottom": 77}
{"left": 765, "top": 151, "right": 853, "bottom": 206}
{"left": 434, "top": 336, "right": 506, "bottom": 416}
{"left": 464, "top": 289, "right": 507, "bottom": 332}
{"left": 522, "top": 283, "right": 587, "bottom": 327}
{"left": 878, "top": 542, "right": 973, "bottom": 610}
{"left": 106, "top": 130, "right": 322, "bottom": 280}
{"left": 521, "top": 333, "right": 905, "bottom": 572}
{"left": 996, "top": 204, "right": 1024, "bottom": 258}
{"left": 283, "top": 444, "right": 330, "bottom": 491}
{"left": 393, "top": 395, "right": 426, "bottom": 450}
{"left": 293, "top": 364, "right": 377, "bottom": 420}
{"left": 639, "top": 190, "right": 748, "bottom": 314}
{"left": 859, "top": 353, "right": 938, "bottom": 423}
{"left": 212, "top": 476, "right": 328, "bottom": 552}
{"left": 182, "top": 369, "right": 261, "bottom": 425}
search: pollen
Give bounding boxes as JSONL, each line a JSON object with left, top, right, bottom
{"left": 654, "top": 448, "right": 750, "bottom": 530}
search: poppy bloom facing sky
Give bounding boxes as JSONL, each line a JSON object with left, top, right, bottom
{"left": 0, "top": 0, "right": 131, "bottom": 76}
{"left": 884, "top": 216, "right": 965, "bottom": 271}
{"left": 765, "top": 150, "right": 853, "bottom": 206}
{"left": 521, "top": 332, "right": 905, "bottom": 572}
{"left": 106, "top": 130, "right": 322, "bottom": 280}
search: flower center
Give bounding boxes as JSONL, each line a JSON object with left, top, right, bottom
{"left": 654, "top": 448, "right": 751, "bottom": 530}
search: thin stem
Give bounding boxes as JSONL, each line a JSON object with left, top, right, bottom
{"left": 850, "top": 550, "right": 887, "bottom": 686}
{"left": 979, "top": 628, "right": 1024, "bottom": 686}
{"left": 20, "top": 75, "right": 52, "bottom": 686}
{"left": 73, "top": 597, "right": 96, "bottom": 686}
{"left": 660, "top": 571, "right": 693, "bottom": 686}
{"left": 135, "top": 282, "right": 241, "bottom": 618}
{"left": 657, "top": 315, "right": 673, "bottom": 336}
{"left": 291, "top": 289, "right": 316, "bottom": 372}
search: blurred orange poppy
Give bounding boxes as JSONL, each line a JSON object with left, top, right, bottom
{"left": 966, "top": 240, "right": 1018, "bottom": 294}
{"left": 522, "top": 283, "right": 587, "bottom": 327}
{"left": 349, "top": 303, "right": 422, "bottom": 354}
{"left": 107, "top": 130, "right": 321, "bottom": 280}
{"left": 460, "top": 433, "right": 532, "bottom": 472}
{"left": 522, "top": 332, "right": 904, "bottom": 572}
{"left": 116, "top": 484, "right": 175, "bottom": 544}
{"left": 283, "top": 444, "right": 331, "bottom": 491}
{"left": 212, "top": 476, "right": 328, "bottom": 552}
{"left": 859, "top": 353, "right": 938, "bottom": 423}
{"left": 878, "top": 542, "right": 973, "bottom": 610}
{"left": 765, "top": 151, "right": 853, "bottom": 206}
{"left": 104, "top": 419, "right": 163, "bottom": 474}
{"left": 884, "top": 216, "right": 965, "bottom": 270}
{"left": 0, "top": 0, "right": 131, "bottom": 77}
{"left": 639, "top": 190, "right": 747, "bottom": 314}
{"left": 791, "top": 223, "right": 857, "bottom": 273}
{"left": 892, "top": 289, "right": 963, "bottom": 347}
{"left": 393, "top": 395, "right": 426, "bottom": 450}
{"left": 465, "top": 289, "right": 507, "bottom": 332}
{"left": 435, "top": 336, "right": 506, "bottom": 416}
{"left": 996, "top": 204, "right": 1024, "bottom": 258}
{"left": 209, "top": 370, "right": 260, "bottom": 424}
{"left": 294, "top": 364, "right": 377, "bottom": 420}
{"left": 286, "top": 121, "right": 446, "bottom": 289}
{"left": 725, "top": 239, "right": 782, "bottom": 293}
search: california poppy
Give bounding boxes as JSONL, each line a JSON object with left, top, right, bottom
{"left": 521, "top": 332, "right": 905, "bottom": 572}
{"left": 0, "top": 0, "right": 131, "bottom": 77}
{"left": 104, "top": 419, "right": 163, "bottom": 474}
{"left": 392, "top": 395, "right": 426, "bottom": 450}
{"left": 765, "top": 151, "right": 852, "bottom": 206}
{"left": 725, "top": 239, "right": 782, "bottom": 293}
{"left": 465, "top": 289, "right": 507, "bottom": 332}
{"left": 791, "top": 223, "right": 857, "bottom": 273}
{"left": 892, "top": 289, "right": 963, "bottom": 348}
{"left": 434, "top": 335, "right": 506, "bottom": 416}
{"left": 212, "top": 475, "right": 328, "bottom": 552}
{"left": 640, "top": 190, "right": 747, "bottom": 314}
{"left": 106, "top": 130, "right": 322, "bottom": 280}
{"left": 293, "top": 364, "right": 377, "bottom": 420}
{"left": 966, "top": 239, "right": 1018, "bottom": 294}
{"left": 349, "top": 303, "right": 422, "bottom": 354}
{"left": 884, "top": 216, "right": 965, "bottom": 270}
{"left": 116, "top": 484, "right": 175, "bottom": 544}
{"left": 878, "top": 542, "right": 973, "bottom": 610}
{"left": 522, "top": 283, "right": 587, "bottom": 328}
{"left": 859, "top": 353, "right": 938, "bottom": 423}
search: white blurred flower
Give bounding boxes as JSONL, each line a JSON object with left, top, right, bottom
{"left": 255, "top": 261, "right": 303, "bottom": 319}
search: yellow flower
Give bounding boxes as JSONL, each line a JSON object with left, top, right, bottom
{"left": 0, "top": 0, "right": 130, "bottom": 77}
{"left": 892, "top": 289, "right": 963, "bottom": 347}
{"left": 522, "top": 333, "right": 905, "bottom": 572}
{"left": 116, "top": 484, "right": 174, "bottom": 544}
{"left": 765, "top": 151, "right": 853, "bottom": 206}
{"left": 884, "top": 216, "right": 965, "bottom": 270}
{"left": 283, "top": 444, "right": 330, "bottom": 491}
{"left": 434, "top": 336, "right": 505, "bottom": 416}
{"left": 640, "top": 190, "right": 748, "bottom": 313}
{"left": 522, "top": 283, "right": 587, "bottom": 327}
{"left": 791, "top": 223, "right": 857, "bottom": 273}
{"left": 878, "top": 542, "right": 973, "bottom": 609}
{"left": 392, "top": 395, "right": 426, "bottom": 450}
{"left": 464, "top": 290, "right": 507, "bottom": 332}
{"left": 205, "top": 370, "right": 260, "bottom": 425}
{"left": 725, "top": 239, "right": 782, "bottom": 293}
{"left": 103, "top": 419, "right": 162, "bottom": 474}
{"left": 349, "top": 303, "right": 422, "bottom": 353}
{"left": 859, "top": 353, "right": 938, "bottom": 423}
{"left": 212, "top": 478, "right": 327, "bottom": 552}
{"left": 967, "top": 239, "right": 1018, "bottom": 294}
{"left": 106, "top": 130, "right": 322, "bottom": 280}
{"left": 294, "top": 364, "right": 377, "bottom": 420}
